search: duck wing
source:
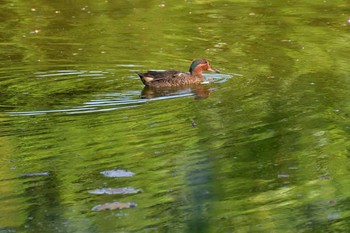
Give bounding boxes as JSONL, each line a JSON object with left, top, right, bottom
{"left": 137, "top": 70, "right": 192, "bottom": 87}
{"left": 139, "top": 70, "right": 189, "bottom": 81}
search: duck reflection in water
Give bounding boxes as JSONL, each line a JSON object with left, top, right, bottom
{"left": 141, "top": 84, "right": 211, "bottom": 100}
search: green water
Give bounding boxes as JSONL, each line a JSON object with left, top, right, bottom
{"left": 1, "top": 0, "right": 350, "bottom": 232}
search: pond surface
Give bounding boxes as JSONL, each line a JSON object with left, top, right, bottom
{"left": 1, "top": 0, "right": 350, "bottom": 232}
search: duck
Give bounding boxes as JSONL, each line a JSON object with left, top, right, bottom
{"left": 137, "top": 58, "right": 219, "bottom": 87}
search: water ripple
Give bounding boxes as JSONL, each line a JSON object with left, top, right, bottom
{"left": 7, "top": 71, "right": 234, "bottom": 116}
{"left": 8, "top": 91, "right": 193, "bottom": 116}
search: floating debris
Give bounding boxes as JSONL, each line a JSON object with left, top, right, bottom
{"left": 327, "top": 213, "right": 340, "bottom": 219}
{"left": 21, "top": 172, "right": 50, "bottom": 177}
{"left": 88, "top": 187, "right": 142, "bottom": 195}
{"left": 100, "top": 170, "right": 135, "bottom": 178}
{"left": 277, "top": 174, "right": 290, "bottom": 178}
{"left": 328, "top": 199, "right": 337, "bottom": 205}
{"left": 92, "top": 202, "right": 137, "bottom": 211}
{"left": 313, "top": 130, "right": 326, "bottom": 137}
{"left": 191, "top": 121, "right": 197, "bottom": 127}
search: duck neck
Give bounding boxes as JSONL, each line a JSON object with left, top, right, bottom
{"left": 191, "top": 67, "right": 203, "bottom": 76}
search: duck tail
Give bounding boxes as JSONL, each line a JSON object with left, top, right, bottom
{"left": 136, "top": 72, "right": 152, "bottom": 86}
{"left": 136, "top": 72, "right": 147, "bottom": 86}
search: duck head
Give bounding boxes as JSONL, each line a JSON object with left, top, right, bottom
{"left": 189, "top": 58, "right": 220, "bottom": 76}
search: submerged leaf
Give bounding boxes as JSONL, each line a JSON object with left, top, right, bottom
{"left": 91, "top": 202, "right": 137, "bottom": 211}
{"left": 100, "top": 170, "right": 135, "bottom": 178}
{"left": 88, "top": 187, "right": 142, "bottom": 195}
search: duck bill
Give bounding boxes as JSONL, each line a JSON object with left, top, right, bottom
{"left": 208, "top": 67, "right": 220, "bottom": 73}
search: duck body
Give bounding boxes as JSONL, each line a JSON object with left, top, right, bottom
{"left": 137, "top": 58, "right": 219, "bottom": 88}
{"left": 137, "top": 70, "right": 203, "bottom": 87}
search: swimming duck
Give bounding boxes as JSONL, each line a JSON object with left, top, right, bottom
{"left": 137, "top": 58, "right": 219, "bottom": 87}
